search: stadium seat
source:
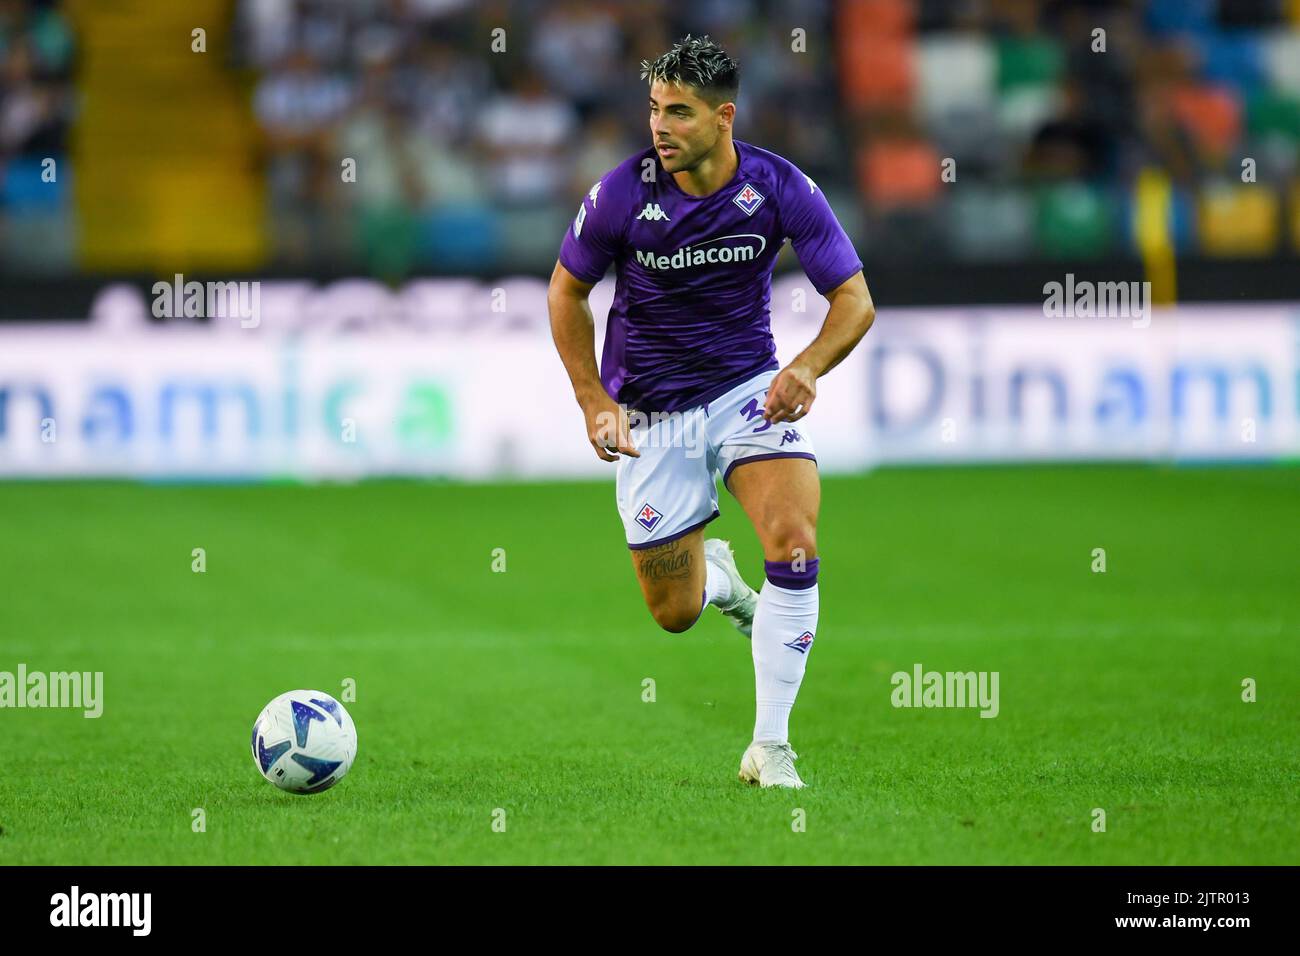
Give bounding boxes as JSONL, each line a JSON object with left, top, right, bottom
{"left": 1034, "top": 182, "right": 1116, "bottom": 258}
{"left": 1246, "top": 89, "right": 1300, "bottom": 142}
{"left": 840, "top": 0, "right": 913, "bottom": 36}
{"left": 0, "top": 209, "right": 75, "bottom": 274}
{"left": 838, "top": 0, "right": 915, "bottom": 112}
{"left": 1197, "top": 182, "right": 1281, "bottom": 255}
{"left": 1259, "top": 29, "right": 1300, "bottom": 94}
{"left": 998, "top": 85, "right": 1064, "bottom": 142}
{"left": 993, "top": 34, "right": 1064, "bottom": 142}
{"left": 420, "top": 204, "right": 501, "bottom": 270}
{"left": 1144, "top": 0, "right": 1215, "bottom": 37}
{"left": 1194, "top": 31, "right": 1266, "bottom": 93}
{"left": 357, "top": 207, "right": 420, "bottom": 281}
{"left": 997, "top": 36, "right": 1064, "bottom": 92}
{"left": 497, "top": 207, "right": 571, "bottom": 272}
{"left": 840, "top": 36, "right": 914, "bottom": 112}
{"left": 949, "top": 186, "right": 1034, "bottom": 261}
{"left": 858, "top": 138, "right": 942, "bottom": 208}
{"left": 915, "top": 34, "right": 996, "bottom": 123}
{"left": 1168, "top": 84, "right": 1243, "bottom": 157}
{"left": 927, "top": 104, "right": 1008, "bottom": 175}
{"left": 0, "top": 155, "right": 68, "bottom": 211}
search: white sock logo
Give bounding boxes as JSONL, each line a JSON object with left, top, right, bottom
{"left": 782, "top": 630, "right": 814, "bottom": 654}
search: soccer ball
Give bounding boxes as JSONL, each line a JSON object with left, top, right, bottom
{"left": 250, "top": 690, "right": 357, "bottom": 794}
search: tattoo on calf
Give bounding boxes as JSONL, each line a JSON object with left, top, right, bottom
{"left": 637, "top": 539, "right": 693, "bottom": 581}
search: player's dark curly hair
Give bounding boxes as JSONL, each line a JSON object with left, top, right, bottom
{"left": 640, "top": 35, "right": 740, "bottom": 107}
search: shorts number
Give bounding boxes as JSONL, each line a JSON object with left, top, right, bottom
{"left": 739, "top": 397, "right": 771, "bottom": 434}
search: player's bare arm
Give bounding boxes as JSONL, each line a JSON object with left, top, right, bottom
{"left": 546, "top": 259, "right": 639, "bottom": 463}
{"left": 763, "top": 271, "right": 875, "bottom": 425}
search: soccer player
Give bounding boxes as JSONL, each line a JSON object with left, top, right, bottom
{"left": 547, "top": 35, "right": 875, "bottom": 789}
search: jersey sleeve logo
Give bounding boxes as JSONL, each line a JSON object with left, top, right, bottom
{"left": 573, "top": 202, "right": 587, "bottom": 237}
{"left": 733, "top": 183, "right": 765, "bottom": 216}
{"left": 588, "top": 180, "right": 602, "bottom": 206}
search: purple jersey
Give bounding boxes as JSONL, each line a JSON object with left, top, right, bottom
{"left": 558, "top": 139, "right": 863, "bottom": 413}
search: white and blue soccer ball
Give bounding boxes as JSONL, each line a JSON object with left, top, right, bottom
{"left": 251, "top": 690, "right": 357, "bottom": 794}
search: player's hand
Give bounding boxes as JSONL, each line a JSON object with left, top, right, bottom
{"left": 582, "top": 393, "right": 641, "bottom": 462}
{"left": 763, "top": 361, "right": 817, "bottom": 424}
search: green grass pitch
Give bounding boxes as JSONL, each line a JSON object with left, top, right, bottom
{"left": 1, "top": 465, "right": 1296, "bottom": 865}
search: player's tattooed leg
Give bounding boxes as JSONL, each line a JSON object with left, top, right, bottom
{"left": 630, "top": 529, "right": 707, "bottom": 633}
{"left": 635, "top": 537, "right": 694, "bottom": 581}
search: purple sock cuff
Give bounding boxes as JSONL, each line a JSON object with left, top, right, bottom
{"left": 765, "top": 557, "right": 819, "bottom": 590}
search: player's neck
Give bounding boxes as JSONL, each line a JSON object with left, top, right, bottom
{"left": 672, "top": 137, "right": 738, "bottom": 197}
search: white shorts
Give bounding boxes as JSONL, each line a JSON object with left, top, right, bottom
{"left": 616, "top": 369, "right": 817, "bottom": 550}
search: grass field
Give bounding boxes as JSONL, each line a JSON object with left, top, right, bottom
{"left": 1, "top": 465, "right": 1297, "bottom": 865}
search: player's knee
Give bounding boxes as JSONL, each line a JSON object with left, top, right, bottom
{"left": 649, "top": 598, "right": 701, "bottom": 633}
{"left": 763, "top": 519, "right": 817, "bottom": 561}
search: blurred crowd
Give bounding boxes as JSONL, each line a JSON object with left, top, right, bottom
{"left": 839, "top": 0, "right": 1300, "bottom": 261}
{"left": 1, "top": 0, "right": 1299, "bottom": 279}
{"left": 0, "top": 0, "right": 74, "bottom": 264}
{"left": 238, "top": 0, "right": 850, "bottom": 275}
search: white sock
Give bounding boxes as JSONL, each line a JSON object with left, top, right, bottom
{"left": 704, "top": 558, "right": 733, "bottom": 607}
{"left": 751, "top": 579, "right": 819, "bottom": 745}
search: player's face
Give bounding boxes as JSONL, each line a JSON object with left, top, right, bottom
{"left": 649, "top": 80, "right": 729, "bottom": 173}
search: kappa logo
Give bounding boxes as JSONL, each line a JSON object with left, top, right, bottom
{"left": 733, "top": 183, "right": 765, "bottom": 215}
{"left": 588, "top": 180, "right": 602, "bottom": 206}
{"left": 783, "top": 630, "right": 814, "bottom": 654}
{"left": 779, "top": 428, "right": 803, "bottom": 446}
{"left": 635, "top": 502, "right": 664, "bottom": 532}
{"left": 635, "top": 203, "right": 671, "bottom": 222}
